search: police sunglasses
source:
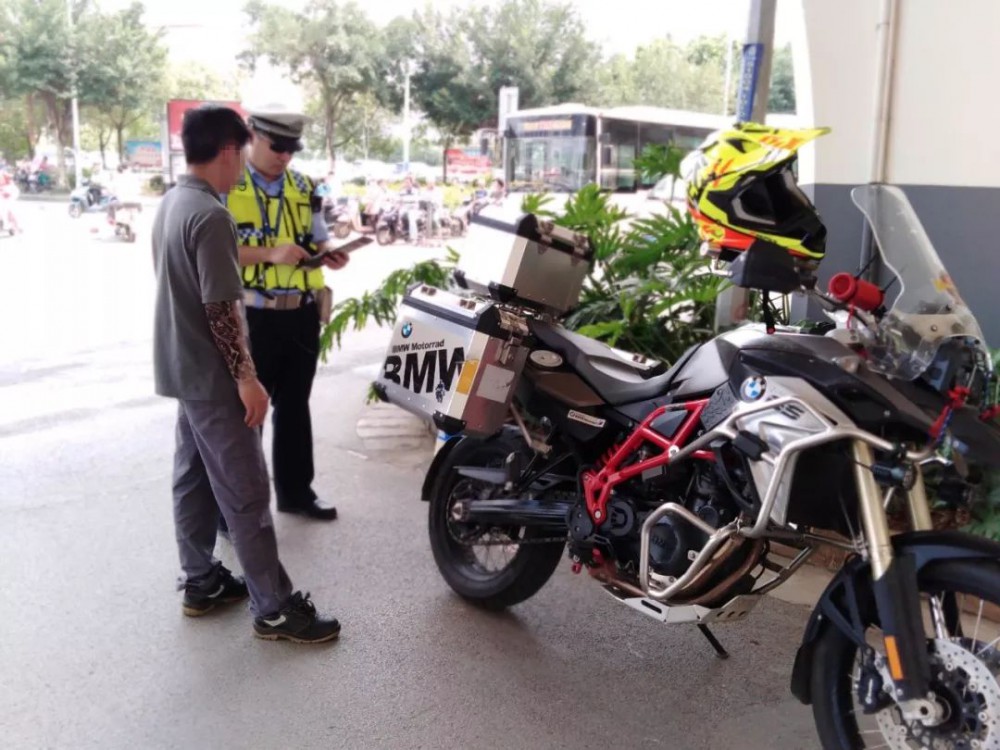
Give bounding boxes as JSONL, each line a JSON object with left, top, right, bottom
{"left": 268, "top": 137, "right": 303, "bottom": 155}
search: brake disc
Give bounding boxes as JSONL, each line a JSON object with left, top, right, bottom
{"left": 874, "top": 638, "right": 1000, "bottom": 750}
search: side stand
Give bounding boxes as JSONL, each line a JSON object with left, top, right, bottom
{"left": 697, "top": 624, "right": 729, "bottom": 660}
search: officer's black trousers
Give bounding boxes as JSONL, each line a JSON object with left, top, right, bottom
{"left": 246, "top": 302, "right": 321, "bottom": 509}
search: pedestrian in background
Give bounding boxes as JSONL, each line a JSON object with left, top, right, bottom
{"left": 152, "top": 104, "right": 340, "bottom": 643}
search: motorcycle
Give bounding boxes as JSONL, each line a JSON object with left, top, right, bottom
{"left": 107, "top": 201, "right": 141, "bottom": 243}
{"left": 16, "top": 168, "right": 53, "bottom": 194}
{"left": 376, "top": 198, "right": 465, "bottom": 245}
{"left": 69, "top": 182, "right": 118, "bottom": 218}
{"left": 323, "top": 196, "right": 354, "bottom": 239}
{"left": 375, "top": 188, "right": 1000, "bottom": 749}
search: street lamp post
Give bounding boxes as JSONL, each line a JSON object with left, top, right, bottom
{"left": 402, "top": 63, "right": 411, "bottom": 169}
{"left": 67, "top": 0, "right": 83, "bottom": 188}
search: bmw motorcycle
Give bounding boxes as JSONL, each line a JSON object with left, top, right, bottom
{"left": 377, "top": 184, "right": 1000, "bottom": 749}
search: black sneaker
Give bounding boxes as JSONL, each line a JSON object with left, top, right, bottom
{"left": 182, "top": 565, "right": 248, "bottom": 617}
{"left": 253, "top": 591, "right": 341, "bottom": 644}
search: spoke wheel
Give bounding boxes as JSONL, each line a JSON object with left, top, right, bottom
{"left": 428, "top": 436, "right": 566, "bottom": 610}
{"left": 812, "top": 560, "right": 1000, "bottom": 750}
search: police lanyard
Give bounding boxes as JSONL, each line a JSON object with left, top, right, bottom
{"left": 250, "top": 173, "right": 283, "bottom": 247}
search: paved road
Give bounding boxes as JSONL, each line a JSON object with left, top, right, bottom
{"left": 0, "top": 200, "right": 820, "bottom": 749}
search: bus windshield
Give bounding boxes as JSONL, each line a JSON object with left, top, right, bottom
{"left": 507, "top": 135, "right": 595, "bottom": 193}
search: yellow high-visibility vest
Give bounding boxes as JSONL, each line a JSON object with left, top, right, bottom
{"left": 228, "top": 167, "right": 324, "bottom": 291}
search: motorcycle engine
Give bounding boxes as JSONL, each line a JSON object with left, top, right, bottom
{"left": 596, "top": 467, "right": 742, "bottom": 579}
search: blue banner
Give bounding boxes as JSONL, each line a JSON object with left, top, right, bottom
{"left": 737, "top": 42, "right": 764, "bottom": 122}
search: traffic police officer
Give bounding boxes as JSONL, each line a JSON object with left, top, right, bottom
{"left": 226, "top": 106, "right": 349, "bottom": 521}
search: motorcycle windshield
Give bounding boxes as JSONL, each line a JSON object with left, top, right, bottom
{"left": 851, "top": 184, "right": 987, "bottom": 381}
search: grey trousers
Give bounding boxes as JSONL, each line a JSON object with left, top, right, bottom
{"left": 173, "top": 395, "right": 292, "bottom": 617}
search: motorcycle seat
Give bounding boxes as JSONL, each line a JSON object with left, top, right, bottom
{"left": 529, "top": 321, "right": 695, "bottom": 405}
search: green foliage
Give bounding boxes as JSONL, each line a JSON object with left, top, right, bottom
{"left": 243, "top": 0, "right": 386, "bottom": 165}
{"left": 548, "top": 180, "right": 721, "bottom": 363}
{"left": 594, "top": 35, "right": 795, "bottom": 117}
{"left": 320, "top": 249, "right": 460, "bottom": 357}
{"left": 0, "top": 0, "right": 167, "bottom": 176}
{"left": 966, "top": 470, "right": 1000, "bottom": 541}
{"left": 0, "top": 95, "right": 37, "bottom": 160}
{"left": 401, "top": 0, "right": 600, "bottom": 179}
{"left": 164, "top": 61, "right": 241, "bottom": 101}
{"left": 768, "top": 44, "right": 797, "bottom": 114}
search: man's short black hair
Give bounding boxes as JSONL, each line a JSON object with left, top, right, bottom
{"left": 182, "top": 106, "right": 251, "bottom": 165}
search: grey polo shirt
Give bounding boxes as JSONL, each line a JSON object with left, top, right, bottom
{"left": 152, "top": 175, "right": 245, "bottom": 400}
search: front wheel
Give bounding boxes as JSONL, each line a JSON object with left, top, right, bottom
{"left": 332, "top": 220, "right": 351, "bottom": 239}
{"left": 811, "top": 559, "right": 1000, "bottom": 749}
{"left": 376, "top": 225, "right": 395, "bottom": 245}
{"left": 427, "top": 435, "right": 565, "bottom": 610}
{"left": 68, "top": 202, "right": 82, "bottom": 218}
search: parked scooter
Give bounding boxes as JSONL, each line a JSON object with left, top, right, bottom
{"left": 69, "top": 182, "right": 118, "bottom": 218}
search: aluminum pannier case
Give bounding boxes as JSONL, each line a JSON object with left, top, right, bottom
{"left": 469, "top": 213, "right": 593, "bottom": 314}
{"left": 374, "top": 285, "right": 529, "bottom": 437}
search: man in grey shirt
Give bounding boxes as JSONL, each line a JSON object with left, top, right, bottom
{"left": 152, "top": 105, "right": 340, "bottom": 644}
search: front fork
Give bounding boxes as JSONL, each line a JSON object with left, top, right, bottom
{"left": 852, "top": 441, "right": 939, "bottom": 718}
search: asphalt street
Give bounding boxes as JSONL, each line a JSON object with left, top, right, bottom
{"left": 0, "top": 199, "right": 820, "bottom": 749}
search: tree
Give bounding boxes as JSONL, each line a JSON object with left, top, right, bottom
{"left": 74, "top": 2, "right": 167, "bottom": 163}
{"left": 0, "top": 95, "right": 41, "bottom": 161}
{"left": 164, "top": 61, "right": 242, "bottom": 101}
{"left": 0, "top": 0, "right": 78, "bottom": 184}
{"left": 466, "top": 0, "right": 601, "bottom": 110}
{"left": 767, "top": 44, "right": 796, "bottom": 114}
{"left": 408, "top": 7, "right": 491, "bottom": 181}
{"left": 243, "top": 0, "right": 386, "bottom": 168}
{"left": 304, "top": 89, "right": 394, "bottom": 162}
{"left": 408, "top": 0, "right": 600, "bottom": 180}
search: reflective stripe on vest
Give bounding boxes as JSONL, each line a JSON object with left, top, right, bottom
{"left": 228, "top": 168, "right": 325, "bottom": 291}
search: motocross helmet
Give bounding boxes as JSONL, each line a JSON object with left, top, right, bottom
{"left": 685, "top": 122, "right": 830, "bottom": 262}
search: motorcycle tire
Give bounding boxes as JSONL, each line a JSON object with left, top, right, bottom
{"left": 428, "top": 434, "right": 565, "bottom": 611}
{"left": 376, "top": 225, "right": 395, "bottom": 246}
{"left": 68, "top": 203, "right": 82, "bottom": 219}
{"left": 810, "top": 558, "right": 1000, "bottom": 749}
{"left": 332, "top": 221, "right": 351, "bottom": 239}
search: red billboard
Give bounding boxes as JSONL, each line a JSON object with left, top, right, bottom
{"left": 166, "top": 99, "right": 246, "bottom": 152}
{"left": 445, "top": 149, "right": 492, "bottom": 175}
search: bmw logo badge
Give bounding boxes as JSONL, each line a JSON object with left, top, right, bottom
{"left": 741, "top": 376, "right": 766, "bottom": 401}
{"left": 401, "top": 322, "right": 413, "bottom": 339}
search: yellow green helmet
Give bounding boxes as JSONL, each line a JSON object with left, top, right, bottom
{"left": 685, "top": 122, "right": 830, "bottom": 261}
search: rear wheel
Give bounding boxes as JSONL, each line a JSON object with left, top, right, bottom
{"left": 332, "top": 221, "right": 351, "bottom": 239}
{"left": 811, "top": 559, "right": 1000, "bottom": 749}
{"left": 428, "top": 435, "right": 565, "bottom": 610}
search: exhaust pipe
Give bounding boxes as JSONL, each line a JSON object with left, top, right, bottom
{"left": 452, "top": 497, "right": 572, "bottom": 528}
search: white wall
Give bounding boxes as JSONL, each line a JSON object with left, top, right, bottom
{"left": 796, "top": 0, "right": 1000, "bottom": 189}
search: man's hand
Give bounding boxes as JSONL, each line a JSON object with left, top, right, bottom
{"left": 268, "top": 244, "right": 311, "bottom": 265}
{"left": 238, "top": 377, "right": 270, "bottom": 428}
{"left": 322, "top": 249, "right": 350, "bottom": 270}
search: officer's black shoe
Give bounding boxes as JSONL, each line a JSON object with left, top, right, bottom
{"left": 277, "top": 498, "right": 338, "bottom": 521}
{"left": 182, "top": 565, "right": 248, "bottom": 617}
{"left": 253, "top": 591, "right": 341, "bottom": 644}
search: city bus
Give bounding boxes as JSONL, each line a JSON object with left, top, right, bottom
{"left": 503, "top": 104, "right": 729, "bottom": 194}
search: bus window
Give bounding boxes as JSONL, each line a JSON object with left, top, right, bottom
{"left": 600, "top": 119, "right": 640, "bottom": 192}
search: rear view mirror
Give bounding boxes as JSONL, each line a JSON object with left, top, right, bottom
{"left": 729, "top": 239, "right": 800, "bottom": 294}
